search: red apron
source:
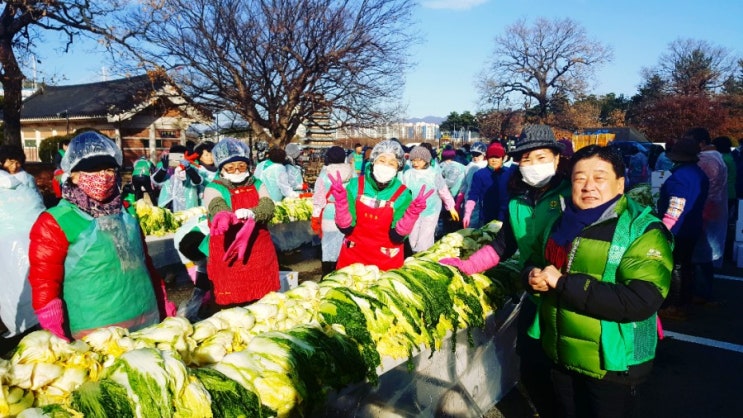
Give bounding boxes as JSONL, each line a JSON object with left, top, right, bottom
{"left": 208, "top": 184, "right": 279, "bottom": 306}
{"left": 336, "top": 176, "right": 407, "bottom": 271}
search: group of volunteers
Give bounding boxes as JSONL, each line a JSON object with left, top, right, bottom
{"left": 2, "top": 120, "right": 737, "bottom": 418}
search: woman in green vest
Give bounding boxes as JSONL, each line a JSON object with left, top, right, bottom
{"left": 527, "top": 145, "right": 672, "bottom": 417}
{"left": 28, "top": 132, "right": 174, "bottom": 341}
{"left": 441, "top": 124, "right": 570, "bottom": 417}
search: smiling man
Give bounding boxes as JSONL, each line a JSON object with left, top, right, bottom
{"left": 525, "top": 145, "right": 673, "bottom": 418}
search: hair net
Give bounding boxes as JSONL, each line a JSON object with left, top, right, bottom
{"left": 213, "top": 138, "right": 251, "bottom": 169}
{"left": 61, "top": 131, "right": 123, "bottom": 172}
{"left": 470, "top": 141, "right": 487, "bottom": 155}
{"left": 370, "top": 139, "right": 405, "bottom": 170}
{"left": 285, "top": 143, "right": 302, "bottom": 159}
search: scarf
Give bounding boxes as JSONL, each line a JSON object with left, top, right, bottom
{"left": 62, "top": 180, "right": 123, "bottom": 218}
{"left": 545, "top": 195, "right": 620, "bottom": 270}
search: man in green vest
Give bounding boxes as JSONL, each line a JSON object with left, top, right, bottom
{"left": 527, "top": 145, "right": 672, "bottom": 417}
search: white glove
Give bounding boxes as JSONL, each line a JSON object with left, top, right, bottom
{"left": 234, "top": 208, "right": 255, "bottom": 220}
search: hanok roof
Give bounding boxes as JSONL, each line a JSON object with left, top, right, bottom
{"left": 21, "top": 73, "right": 211, "bottom": 123}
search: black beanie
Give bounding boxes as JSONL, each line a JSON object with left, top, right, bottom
{"left": 325, "top": 146, "right": 346, "bottom": 165}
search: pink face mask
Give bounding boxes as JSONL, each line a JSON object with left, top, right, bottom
{"left": 77, "top": 171, "right": 117, "bottom": 201}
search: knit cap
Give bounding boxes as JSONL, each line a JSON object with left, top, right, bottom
{"left": 509, "top": 124, "right": 564, "bottom": 158}
{"left": 486, "top": 143, "right": 506, "bottom": 158}
{"left": 324, "top": 146, "right": 346, "bottom": 165}
{"left": 441, "top": 149, "right": 456, "bottom": 161}
{"left": 409, "top": 145, "right": 432, "bottom": 163}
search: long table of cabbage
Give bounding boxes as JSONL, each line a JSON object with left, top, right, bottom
{"left": 134, "top": 198, "right": 314, "bottom": 237}
{"left": 0, "top": 222, "right": 523, "bottom": 418}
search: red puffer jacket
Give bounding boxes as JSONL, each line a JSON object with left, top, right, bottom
{"left": 28, "top": 211, "right": 170, "bottom": 319}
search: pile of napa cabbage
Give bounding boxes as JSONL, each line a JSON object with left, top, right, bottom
{"left": 2, "top": 221, "right": 522, "bottom": 417}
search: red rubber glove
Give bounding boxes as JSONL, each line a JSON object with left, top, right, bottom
{"left": 329, "top": 171, "right": 352, "bottom": 229}
{"left": 395, "top": 186, "right": 434, "bottom": 236}
{"left": 211, "top": 211, "right": 238, "bottom": 236}
{"left": 223, "top": 218, "right": 256, "bottom": 263}
{"left": 440, "top": 245, "right": 500, "bottom": 275}
{"left": 311, "top": 216, "right": 323, "bottom": 238}
{"left": 35, "top": 298, "right": 69, "bottom": 341}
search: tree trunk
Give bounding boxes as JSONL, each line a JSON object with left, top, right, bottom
{"left": 0, "top": 37, "right": 23, "bottom": 147}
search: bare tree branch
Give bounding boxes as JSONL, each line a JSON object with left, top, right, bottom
{"left": 120, "top": 0, "right": 417, "bottom": 146}
{"left": 477, "top": 17, "right": 612, "bottom": 122}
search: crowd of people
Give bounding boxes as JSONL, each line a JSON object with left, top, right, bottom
{"left": 1, "top": 122, "right": 742, "bottom": 418}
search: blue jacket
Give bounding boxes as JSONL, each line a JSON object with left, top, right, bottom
{"left": 469, "top": 164, "right": 515, "bottom": 224}
{"left": 657, "top": 163, "right": 709, "bottom": 239}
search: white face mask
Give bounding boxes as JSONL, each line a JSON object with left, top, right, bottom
{"left": 474, "top": 160, "right": 487, "bottom": 168}
{"left": 373, "top": 164, "right": 397, "bottom": 183}
{"left": 222, "top": 171, "right": 250, "bottom": 183}
{"left": 519, "top": 162, "right": 556, "bottom": 188}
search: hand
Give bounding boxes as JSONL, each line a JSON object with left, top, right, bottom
{"left": 160, "top": 153, "right": 169, "bottom": 167}
{"left": 408, "top": 186, "right": 435, "bottom": 217}
{"left": 180, "top": 159, "right": 191, "bottom": 168}
{"left": 328, "top": 171, "right": 347, "bottom": 201}
{"left": 528, "top": 268, "right": 549, "bottom": 292}
{"left": 35, "top": 298, "right": 69, "bottom": 341}
{"left": 234, "top": 208, "right": 255, "bottom": 220}
{"left": 211, "top": 211, "right": 238, "bottom": 236}
{"left": 462, "top": 213, "right": 471, "bottom": 228}
{"left": 440, "top": 257, "right": 467, "bottom": 272}
{"left": 449, "top": 208, "right": 460, "bottom": 222}
{"left": 462, "top": 200, "right": 476, "bottom": 228}
{"left": 223, "top": 218, "right": 256, "bottom": 263}
{"left": 311, "top": 216, "right": 323, "bottom": 238}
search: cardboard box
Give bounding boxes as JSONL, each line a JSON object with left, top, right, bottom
{"left": 279, "top": 271, "right": 299, "bottom": 292}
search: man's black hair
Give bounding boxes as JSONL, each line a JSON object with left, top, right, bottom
{"left": 571, "top": 145, "right": 626, "bottom": 178}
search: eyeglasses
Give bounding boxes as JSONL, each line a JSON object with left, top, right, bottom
{"left": 223, "top": 163, "right": 249, "bottom": 174}
{"left": 83, "top": 168, "right": 118, "bottom": 175}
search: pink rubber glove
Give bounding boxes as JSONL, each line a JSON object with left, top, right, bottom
{"left": 440, "top": 245, "right": 500, "bottom": 275}
{"left": 211, "top": 211, "right": 238, "bottom": 236}
{"left": 395, "top": 186, "right": 435, "bottom": 236}
{"left": 36, "top": 298, "right": 69, "bottom": 341}
{"left": 463, "top": 200, "right": 476, "bottom": 228}
{"left": 329, "top": 171, "right": 352, "bottom": 229}
{"left": 661, "top": 213, "right": 678, "bottom": 232}
{"left": 223, "top": 218, "right": 256, "bottom": 263}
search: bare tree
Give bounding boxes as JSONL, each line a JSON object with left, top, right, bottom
{"left": 477, "top": 17, "right": 612, "bottom": 122}
{"left": 651, "top": 38, "right": 737, "bottom": 95}
{"left": 0, "top": 1, "right": 134, "bottom": 147}
{"left": 123, "top": 0, "right": 416, "bottom": 147}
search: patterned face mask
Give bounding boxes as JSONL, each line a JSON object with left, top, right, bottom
{"left": 77, "top": 171, "right": 117, "bottom": 201}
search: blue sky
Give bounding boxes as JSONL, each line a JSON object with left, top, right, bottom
{"left": 26, "top": 0, "right": 743, "bottom": 119}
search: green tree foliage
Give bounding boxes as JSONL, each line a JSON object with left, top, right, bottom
{"left": 440, "top": 111, "right": 479, "bottom": 136}
{"left": 39, "top": 135, "right": 74, "bottom": 164}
